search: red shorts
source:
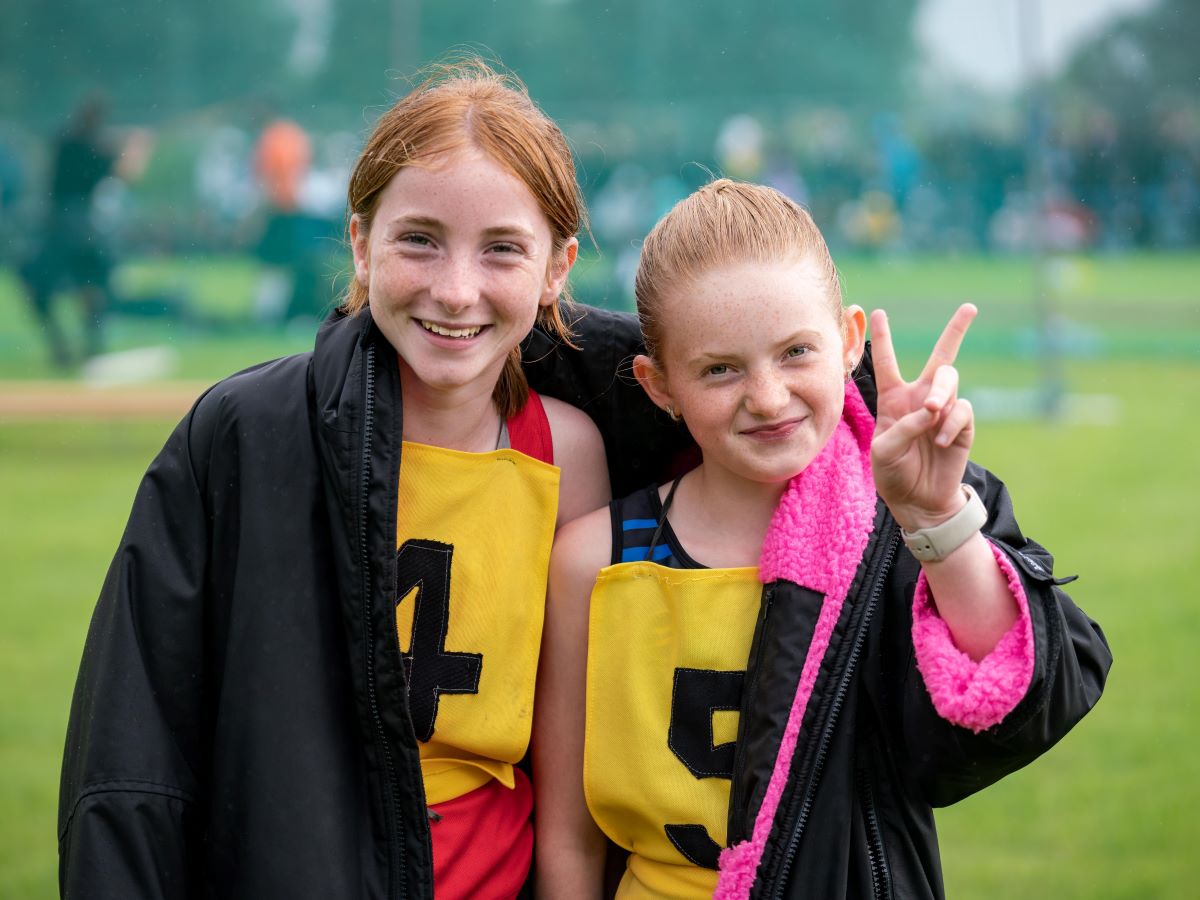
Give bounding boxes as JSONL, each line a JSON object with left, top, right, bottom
{"left": 429, "top": 769, "right": 533, "bottom": 899}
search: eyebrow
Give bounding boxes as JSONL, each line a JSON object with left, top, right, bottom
{"left": 387, "top": 214, "right": 442, "bottom": 230}
{"left": 385, "top": 214, "right": 537, "bottom": 242}
{"left": 481, "top": 224, "right": 538, "bottom": 241}
{"left": 777, "top": 328, "right": 827, "bottom": 348}
{"left": 684, "top": 329, "right": 828, "bottom": 366}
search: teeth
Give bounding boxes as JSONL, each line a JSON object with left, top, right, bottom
{"left": 421, "top": 320, "right": 482, "bottom": 339}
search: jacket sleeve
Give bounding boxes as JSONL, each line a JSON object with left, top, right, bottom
{"left": 523, "top": 304, "right": 696, "bottom": 496}
{"left": 888, "top": 463, "right": 1112, "bottom": 807}
{"left": 58, "top": 397, "right": 221, "bottom": 898}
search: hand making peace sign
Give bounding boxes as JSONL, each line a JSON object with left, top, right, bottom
{"left": 869, "top": 303, "right": 978, "bottom": 532}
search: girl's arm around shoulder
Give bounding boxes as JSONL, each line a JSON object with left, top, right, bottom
{"left": 542, "top": 395, "right": 611, "bottom": 528}
{"left": 533, "top": 506, "right": 613, "bottom": 899}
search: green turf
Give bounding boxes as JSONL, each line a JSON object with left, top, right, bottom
{"left": 937, "top": 359, "right": 1200, "bottom": 899}
{"left": 1, "top": 253, "right": 1197, "bottom": 896}
{"left": 0, "top": 420, "right": 177, "bottom": 896}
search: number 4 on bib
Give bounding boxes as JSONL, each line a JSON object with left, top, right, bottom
{"left": 394, "top": 539, "right": 483, "bottom": 742}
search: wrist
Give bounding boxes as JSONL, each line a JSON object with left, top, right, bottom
{"left": 899, "top": 484, "right": 987, "bottom": 563}
{"left": 893, "top": 489, "right": 970, "bottom": 533}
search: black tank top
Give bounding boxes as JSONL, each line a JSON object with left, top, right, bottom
{"left": 607, "top": 479, "right": 705, "bottom": 570}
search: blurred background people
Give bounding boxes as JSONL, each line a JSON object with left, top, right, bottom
{"left": 251, "top": 114, "right": 342, "bottom": 326}
{"left": 18, "top": 93, "right": 152, "bottom": 369}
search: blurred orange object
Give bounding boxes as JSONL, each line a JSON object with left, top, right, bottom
{"left": 254, "top": 119, "right": 311, "bottom": 212}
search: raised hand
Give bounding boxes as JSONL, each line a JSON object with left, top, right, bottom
{"left": 869, "top": 304, "right": 977, "bottom": 531}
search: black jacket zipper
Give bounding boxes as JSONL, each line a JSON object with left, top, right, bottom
{"left": 727, "top": 583, "right": 775, "bottom": 833}
{"left": 857, "top": 766, "right": 892, "bottom": 900}
{"left": 766, "top": 520, "right": 900, "bottom": 897}
{"left": 359, "top": 341, "right": 406, "bottom": 898}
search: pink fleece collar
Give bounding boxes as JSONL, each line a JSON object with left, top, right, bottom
{"left": 716, "top": 382, "right": 878, "bottom": 898}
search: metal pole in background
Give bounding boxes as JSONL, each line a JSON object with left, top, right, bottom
{"left": 1018, "top": 0, "right": 1064, "bottom": 418}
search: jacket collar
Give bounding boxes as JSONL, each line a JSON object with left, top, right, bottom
{"left": 312, "top": 306, "right": 379, "bottom": 436}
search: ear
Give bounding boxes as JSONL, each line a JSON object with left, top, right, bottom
{"left": 541, "top": 237, "right": 579, "bottom": 308}
{"left": 632, "top": 353, "right": 675, "bottom": 414}
{"left": 842, "top": 304, "right": 867, "bottom": 372}
{"left": 349, "top": 214, "right": 370, "bottom": 288}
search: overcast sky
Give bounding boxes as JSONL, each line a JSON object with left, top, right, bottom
{"left": 916, "top": 0, "right": 1156, "bottom": 90}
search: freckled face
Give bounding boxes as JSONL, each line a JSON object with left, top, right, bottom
{"left": 351, "top": 150, "right": 572, "bottom": 398}
{"left": 648, "top": 261, "right": 860, "bottom": 485}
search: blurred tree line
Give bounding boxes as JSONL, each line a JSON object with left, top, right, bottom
{"left": 1055, "top": 0, "right": 1197, "bottom": 127}
{"left": 3, "top": 0, "right": 1190, "bottom": 130}
{"left": 0, "top": 0, "right": 296, "bottom": 126}
{"left": 1044, "top": 1, "right": 1199, "bottom": 250}
{"left": 0, "top": 0, "right": 920, "bottom": 127}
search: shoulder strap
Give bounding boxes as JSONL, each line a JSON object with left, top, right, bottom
{"left": 506, "top": 389, "right": 554, "bottom": 464}
{"left": 643, "top": 475, "right": 682, "bottom": 563}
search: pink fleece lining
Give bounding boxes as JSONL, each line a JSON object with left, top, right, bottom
{"left": 911, "top": 542, "right": 1034, "bottom": 733}
{"left": 715, "top": 383, "right": 877, "bottom": 899}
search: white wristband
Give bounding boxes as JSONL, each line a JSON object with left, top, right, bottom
{"left": 900, "top": 484, "right": 987, "bottom": 563}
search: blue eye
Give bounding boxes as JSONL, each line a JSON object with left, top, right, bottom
{"left": 705, "top": 364, "right": 728, "bottom": 377}
{"left": 401, "top": 233, "right": 432, "bottom": 247}
{"left": 785, "top": 345, "right": 809, "bottom": 359}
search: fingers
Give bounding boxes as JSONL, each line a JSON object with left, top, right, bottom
{"left": 919, "top": 303, "right": 977, "bottom": 383}
{"left": 923, "top": 364, "right": 958, "bottom": 413}
{"left": 868, "top": 309, "right": 903, "bottom": 392}
{"left": 935, "top": 397, "right": 974, "bottom": 448}
{"left": 873, "top": 394, "right": 975, "bottom": 462}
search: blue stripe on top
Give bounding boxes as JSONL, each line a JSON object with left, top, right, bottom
{"left": 621, "top": 544, "right": 674, "bottom": 563}
{"left": 621, "top": 518, "right": 659, "bottom": 531}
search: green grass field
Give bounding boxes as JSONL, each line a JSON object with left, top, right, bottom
{"left": 1, "top": 254, "right": 1198, "bottom": 896}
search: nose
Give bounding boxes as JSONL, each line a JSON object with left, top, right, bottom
{"left": 743, "top": 368, "right": 790, "bottom": 418}
{"left": 430, "top": 254, "right": 479, "bottom": 315}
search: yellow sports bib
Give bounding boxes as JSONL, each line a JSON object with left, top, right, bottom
{"left": 395, "top": 441, "right": 560, "bottom": 805}
{"left": 585, "top": 561, "right": 761, "bottom": 899}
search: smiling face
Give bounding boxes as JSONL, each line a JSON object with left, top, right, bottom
{"left": 636, "top": 260, "right": 865, "bottom": 485}
{"left": 351, "top": 150, "right": 574, "bottom": 401}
